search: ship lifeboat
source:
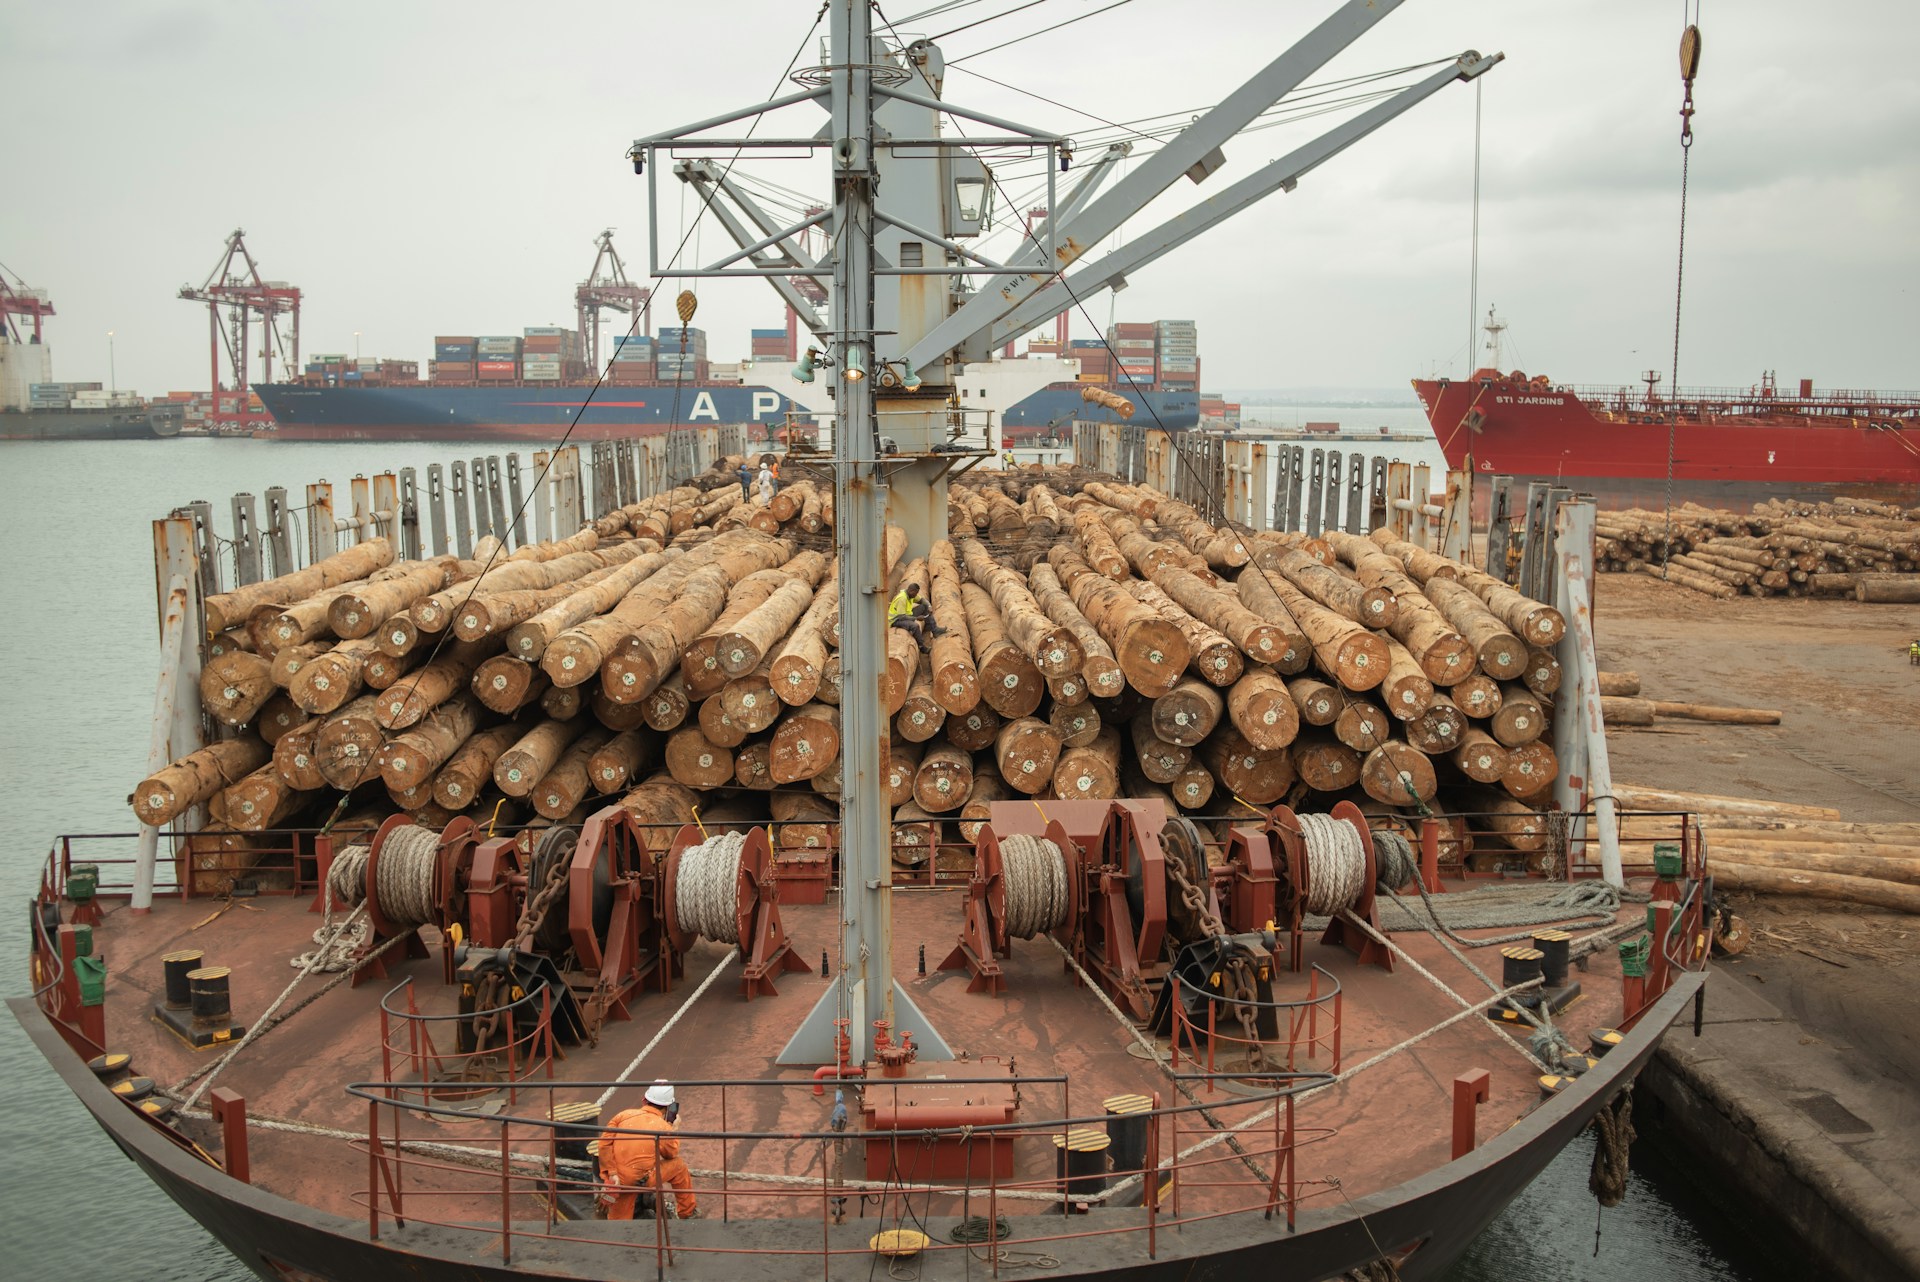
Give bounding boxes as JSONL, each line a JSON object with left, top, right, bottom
{"left": 1508, "top": 370, "right": 1527, "bottom": 384}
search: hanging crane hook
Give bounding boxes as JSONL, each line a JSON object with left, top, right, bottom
{"left": 1678, "top": 24, "right": 1702, "bottom": 149}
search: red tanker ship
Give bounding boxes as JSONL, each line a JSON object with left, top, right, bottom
{"left": 1414, "top": 314, "right": 1920, "bottom": 510}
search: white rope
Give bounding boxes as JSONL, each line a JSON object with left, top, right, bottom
{"left": 292, "top": 843, "right": 371, "bottom": 973}
{"left": 1298, "top": 812, "right": 1366, "bottom": 915}
{"left": 374, "top": 825, "right": 443, "bottom": 929}
{"left": 592, "top": 947, "right": 738, "bottom": 1111}
{"left": 1000, "top": 834, "right": 1068, "bottom": 939}
{"left": 675, "top": 830, "right": 746, "bottom": 943}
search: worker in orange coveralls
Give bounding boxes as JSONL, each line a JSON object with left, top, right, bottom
{"left": 597, "top": 1081, "right": 699, "bottom": 1220}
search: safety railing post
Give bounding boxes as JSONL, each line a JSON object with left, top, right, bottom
{"left": 1285, "top": 1093, "right": 1297, "bottom": 1230}
{"left": 1333, "top": 990, "right": 1343, "bottom": 1070}
{"left": 501, "top": 1119, "right": 513, "bottom": 1263}
{"left": 821, "top": 1137, "right": 830, "bottom": 1282}
{"left": 1144, "top": 1092, "right": 1159, "bottom": 1257}
{"left": 988, "top": 1133, "right": 1000, "bottom": 1279}
{"left": 721, "top": 1084, "right": 730, "bottom": 1222}
{"left": 368, "top": 1098, "right": 381, "bottom": 1241}
{"left": 505, "top": 1006, "right": 517, "bottom": 1107}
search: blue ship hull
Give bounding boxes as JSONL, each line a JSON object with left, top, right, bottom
{"left": 254, "top": 381, "right": 1197, "bottom": 442}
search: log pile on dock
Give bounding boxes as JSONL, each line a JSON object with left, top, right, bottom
{"left": 136, "top": 457, "right": 1588, "bottom": 890}
{"left": 1596, "top": 497, "right": 1920, "bottom": 601}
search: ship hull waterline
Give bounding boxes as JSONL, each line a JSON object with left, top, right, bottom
{"left": 9, "top": 974, "right": 1704, "bottom": 1282}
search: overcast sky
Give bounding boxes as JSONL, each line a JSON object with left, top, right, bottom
{"left": 5, "top": 0, "right": 1915, "bottom": 398}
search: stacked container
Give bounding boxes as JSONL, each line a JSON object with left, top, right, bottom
{"left": 27, "top": 381, "right": 102, "bottom": 411}
{"left": 433, "top": 336, "right": 477, "bottom": 384}
{"left": 750, "top": 327, "right": 789, "bottom": 362}
{"left": 1155, "top": 319, "right": 1199, "bottom": 389}
{"left": 521, "top": 328, "right": 577, "bottom": 382}
{"left": 475, "top": 335, "right": 522, "bottom": 383}
{"left": 655, "top": 327, "right": 710, "bottom": 382}
{"left": 1106, "top": 322, "right": 1158, "bottom": 383}
{"left": 608, "top": 334, "right": 655, "bottom": 384}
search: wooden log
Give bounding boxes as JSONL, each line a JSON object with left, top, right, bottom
{"left": 1450, "top": 672, "right": 1502, "bottom": 721}
{"left": 314, "top": 695, "right": 385, "bottom": 791}
{"left": 1200, "top": 727, "right": 1295, "bottom": 805}
{"left": 1500, "top": 739, "right": 1559, "bottom": 799}
{"left": 1465, "top": 790, "right": 1549, "bottom": 852}
{"left": 1648, "top": 700, "right": 1783, "bottom": 725}
{"left": 200, "top": 651, "right": 278, "bottom": 726}
{"left": 732, "top": 739, "right": 774, "bottom": 791}
{"left": 1633, "top": 560, "right": 1735, "bottom": 598}
{"left": 1151, "top": 677, "right": 1224, "bottom": 747}
{"left": 924, "top": 541, "right": 983, "bottom": 714}
{"left": 1287, "top": 676, "right": 1340, "bottom": 727}
{"left": 1601, "top": 696, "right": 1656, "bottom": 726}
{"left": 1452, "top": 564, "right": 1566, "bottom": 646}
{"left": 914, "top": 743, "right": 976, "bottom": 813}
{"left": 1612, "top": 785, "right": 1840, "bottom": 820}
{"left": 1052, "top": 724, "right": 1122, "bottom": 801}
{"left": 896, "top": 669, "right": 948, "bottom": 743}
{"left": 204, "top": 538, "right": 395, "bottom": 634}
{"left": 1046, "top": 669, "right": 1090, "bottom": 707}
{"left": 207, "top": 629, "right": 253, "bottom": 661}
{"left": 680, "top": 565, "right": 804, "bottom": 698}
{"left": 374, "top": 694, "right": 481, "bottom": 792}
{"left": 261, "top": 583, "right": 360, "bottom": 653}
{"left": 377, "top": 643, "right": 493, "bottom": 729}
{"left": 289, "top": 638, "right": 384, "bottom": 715}
{"left": 543, "top": 684, "right": 583, "bottom": 722}
{"left": 662, "top": 723, "right": 736, "bottom": 789}
{"left": 1405, "top": 693, "right": 1466, "bottom": 754}
{"left": 945, "top": 703, "right": 1002, "bottom": 753}
{"left": 1423, "top": 577, "right": 1527, "bottom": 679}
{"left": 1361, "top": 741, "right": 1437, "bottom": 806}
{"left": 1677, "top": 817, "right": 1920, "bottom": 843}
{"left": 472, "top": 654, "right": 549, "bottom": 715}
{"left": 1365, "top": 529, "right": 1460, "bottom": 585}
{"left": 271, "top": 720, "right": 326, "bottom": 791}
{"left": 768, "top": 569, "right": 836, "bottom": 708}
{"left": 1272, "top": 548, "right": 1397, "bottom": 630}
{"left": 958, "top": 773, "right": 1013, "bottom": 843}
{"left": 1596, "top": 670, "right": 1641, "bottom": 697}
{"left": 719, "top": 661, "right": 783, "bottom": 735}
{"left": 615, "top": 772, "right": 701, "bottom": 834}
{"left": 1703, "top": 842, "right": 1920, "bottom": 873}
{"left": 332, "top": 557, "right": 468, "bottom": 639}
{"left": 1028, "top": 562, "right": 1126, "bottom": 699}
{"left": 1237, "top": 569, "right": 1386, "bottom": 692}
{"left": 1048, "top": 544, "right": 1189, "bottom": 696}
{"left": 1149, "top": 562, "right": 1305, "bottom": 674}
{"left": 267, "top": 642, "right": 331, "bottom": 689}
{"left": 506, "top": 548, "right": 678, "bottom": 661}
{"left": 1333, "top": 698, "right": 1392, "bottom": 754}
{"left": 1126, "top": 580, "right": 1243, "bottom": 686}
{"left": 961, "top": 582, "right": 1044, "bottom": 718}
{"left": 960, "top": 538, "right": 1085, "bottom": 678}
{"left": 770, "top": 702, "right": 839, "bottom": 783}
{"left": 1073, "top": 506, "right": 1129, "bottom": 579}
{"left": 1521, "top": 647, "right": 1562, "bottom": 699}
{"left": 1450, "top": 728, "right": 1509, "bottom": 783}
{"left": 638, "top": 671, "right": 691, "bottom": 731}
{"left": 216, "top": 764, "right": 309, "bottom": 832}
{"left": 883, "top": 739, "right": 924, "bottom": 809}
{"left": 713, "top": 575, "right": 821, "bottom": 678}
{"left": 362, "top": 644, "right": 425, "bottom": 692}
{"left": 1290, "top": 732, "right": 1362, "bottom": 793}
{"left": 132, "top": 736, "right": 271, "bottom": 826}
{"left": 256, "top": 694, "right": 310, "bottom": 747}
{"left": 885, "top": 626, "right": 921, "bottom": 715}
{"left": 494, "top": 718, "right": 588, "bottom": 797}
{"left": 431, "top": 725, "right": 520, "bottom": 811}
{"left": 1130, "top": 713, "right": 1192, "bottom": 783}
{"left": 696, "top": 690, "right": 750, "bottom": 748}
{"left": 532, "top": 728, "right": 616, "bottom": 819}
{"left": 1049, "top": 700, "right": 1103, "bottom": 748}
{"left": 1325, "top": 530, "right": 1476, "bottom": 685}
{"left": 1490, "top": 685, "right": 1546, "bottom": 747}
{"left": 996, "top": 715, "right": 1063, "bottom": 795}
{"left": 450, "top": 563, "right": 625, "bottom": 642}
{"left": 1377, "top": 637, "right": 1436, "bottom": 722}
{"left": 1710, "top": 862, "right": 1920, "bottom": 914}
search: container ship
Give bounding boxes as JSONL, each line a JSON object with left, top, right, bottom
{"left": 1415, "top": 312, "right": 1920, "bottom": 509}
{"left": 1, "top": 276, "right": 184, "bottom": 441}
{"left": 254, "top": 318, "right": 1202, "bottom": 443}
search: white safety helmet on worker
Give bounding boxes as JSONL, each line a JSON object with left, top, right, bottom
{"left": 645, "top": 1081, "right": 676, "bottom": 1108}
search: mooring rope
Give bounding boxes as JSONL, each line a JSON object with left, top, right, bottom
{"left": 675, "top": 829, "right": 746, "bottom": 944}
{"left": 372, "top": 824, "right": 443, "bottom": 929}
{"left": 1371, "top": 830, "right": 1418, "bottom": 892}
{"left": 1000, "top": 834, "right": 1069, "bottom": 939}
{"left": 1298, "top": 812, "right": 1367, "bottom": 915}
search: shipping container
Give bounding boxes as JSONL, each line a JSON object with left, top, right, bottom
{"left": 523, "top": 326, "right": 571, "bottom": 337}
{"left": 750, "top": 327, "right": 786, "bottom": 338}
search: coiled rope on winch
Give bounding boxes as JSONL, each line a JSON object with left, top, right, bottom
{"left": 675, "top": 829, "right": 746, "bottom": 944}
{"left": 372, "top": 824, "right": 443, "bottom": 929}
{"left": 1000, "top": 833, "right": 1069, "bottom": 939}
{"left": 1297, "top": 812, "right": 1367, "bottom": 915}
{"left": 1372, "top": 830, "right": 1419, "bottom": 893}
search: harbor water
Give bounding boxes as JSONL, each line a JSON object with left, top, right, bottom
{"left": 0, "top": 432, "right": 1781, "bottom": 1280}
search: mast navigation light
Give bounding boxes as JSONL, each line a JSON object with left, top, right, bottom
{"left": 792, "top": 348, "right": 821, "bottom": 384}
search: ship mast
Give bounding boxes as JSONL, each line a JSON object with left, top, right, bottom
{"left": 628, "top": 0, "right": 1499, "bottom": 1065}
{"left": 1481, "top": 305, "right": 1507, "bottom": 371}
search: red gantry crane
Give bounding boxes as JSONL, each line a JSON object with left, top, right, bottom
{"left": 178, "top": 229, "right": 301, "bottom": 432}
{"left": 575, "top": 230, "right": 651, "bottom": 372}
{"left": 1, "top": 264, "right": 56, "bottom": 344}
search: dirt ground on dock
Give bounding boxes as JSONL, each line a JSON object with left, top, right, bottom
{"left": 1592, "top": 572, "right": 1920, "bottom": 1090}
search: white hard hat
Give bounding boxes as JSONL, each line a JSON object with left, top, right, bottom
{"left": 644, "top": 1081, "right": 676, "bottom": 1107}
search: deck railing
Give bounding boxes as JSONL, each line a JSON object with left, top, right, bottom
{"left": 345, "top": 1069, "right": 1335, "bottom": 1274}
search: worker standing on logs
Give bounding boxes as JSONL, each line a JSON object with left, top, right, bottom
{"left": 737, "top": 460, "right": 754, "bottom": 500}
{"left": 597, "top": 1081, "right": 699, "bottom": 1220}
{"left": 1909, "top": 639, "right": 1918, "bottom": 666}
{"left": 758, "top": 461, "right": 777, "bottom": 504}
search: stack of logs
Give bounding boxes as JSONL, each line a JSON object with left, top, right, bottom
{"left": 135, "top": 457, "right": 1579, "bottom": 892}
{"left": 1596, "top": 498, "right": 1920, "bottom": 602}
{"left": 1616, "top": 785, "right": 1920, "bottom": 916}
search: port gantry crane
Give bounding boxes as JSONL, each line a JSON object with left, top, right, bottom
{"left": 1, "top": 265, "right": 56, "bottom": 344}
{"left": 631, "top": 0, "right": 1500, "bottom": 1065}
{"left": 574, "top": 230, "right": 651, "bottom": 374}
{"left": 178, "top": 229, "right": 301, "bottom": 433}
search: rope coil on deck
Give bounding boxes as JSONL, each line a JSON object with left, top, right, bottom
{"left": 1298, "top": 812, "right": 1366, "bottom": 915}
{"left": 326, "top": 844, "right": 371, "bottom": 908}
{"left": 1372, "top": 829, "right": 1418, "bottom": 892}
{"left": 372, "top": 825, "right": 442, "bottom": 929}
{"left": 676, "top": 829, "right": 746, "bottom": 944}
{"left": 1000, "top": 833, "right": 1069, "bottom": 939}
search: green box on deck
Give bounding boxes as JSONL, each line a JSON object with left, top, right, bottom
{"left": 1652, "top": 843, "right": 1684, "bottom": 879}
{"left": 70, "top": 924, "right": 93, "bottom": 958}
{"left": 75, "top": 955, "right": 107, "bottom": 1006}
{"left": 1618, "top": 934, "right": 1651, "bottom": 978}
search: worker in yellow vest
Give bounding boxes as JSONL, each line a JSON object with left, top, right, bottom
{"left": 888, "top": 582, "right": 943, "bottom": 649}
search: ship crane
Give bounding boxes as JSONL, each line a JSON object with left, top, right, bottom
{"left": 574, "top": 230, "right": 652, "bottom": 373}
{"left": 1, "top": 265, "right": 56, "bottom": 344}
{"left": 177, "top": 229, "right": 301, "bottom": 432}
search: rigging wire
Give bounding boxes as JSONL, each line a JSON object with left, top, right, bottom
{"left": 1466, "top": 77, "right": 1482, "bottom": 380}
{"left": 1663, "top": 1, "right": 1702, "bottom": 579}
{"left": 950, "top": 0, "right": 1138, "bottom": 63}
{"left": 929, "top": 0, "right": 1055, "bottom": 42}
